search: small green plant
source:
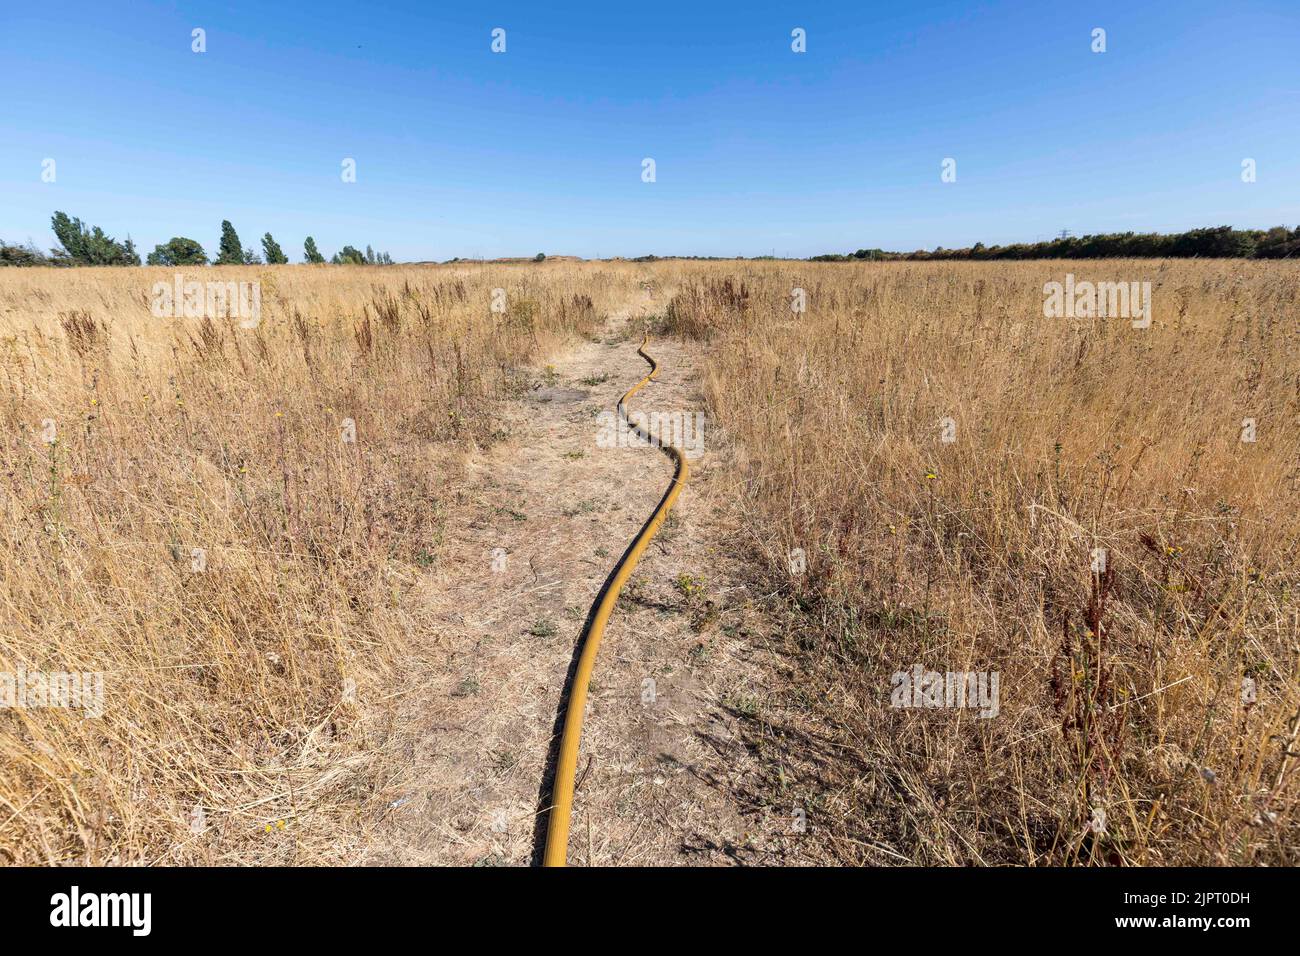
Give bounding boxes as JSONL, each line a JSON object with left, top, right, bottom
{"left": 451, "top": 677, "right": 480, "bottom": 697}
{"left": 722, "top": 692, "right": 762, "bottom": 719}
{"left": 674, "top": 573, "right": 704, "bottom": 599}
{"left": 528, "top": 619, "right": 558, "bottom": 638}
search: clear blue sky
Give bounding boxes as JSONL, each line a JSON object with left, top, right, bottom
{"left": 1, "top": 0, "right": 1296, "bottom": 261}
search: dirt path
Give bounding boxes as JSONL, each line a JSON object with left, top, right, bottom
{"left": 357, "top": 292, "right": 817, "bottom": 865}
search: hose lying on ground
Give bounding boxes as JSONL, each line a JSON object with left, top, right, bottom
{"left": 542, "top": 334, "right": 690, "bottom": 867}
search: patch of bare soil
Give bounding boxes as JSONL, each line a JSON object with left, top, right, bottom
{"left": 355, "top": 294, "right": 834, "bottom": 865}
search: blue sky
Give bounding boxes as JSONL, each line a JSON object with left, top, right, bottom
{"left": 1, "top": 0, "right": 1297, "bottom": 261}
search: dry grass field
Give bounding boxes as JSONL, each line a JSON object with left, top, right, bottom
{"left": 663, "top": 259, "right": 1300, "bottom": 865}
{"left": 2, "top": 258, "right": 1297, "bottom": 866}
{"left": 0, "top": 263, "right": 633, "bottom": 863}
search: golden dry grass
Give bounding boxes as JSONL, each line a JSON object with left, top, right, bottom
{"left": 2, "top": 258, "right": 1297, "bottom": 867}
{"left": 659, "top": 258, "right": 1300, "bottom": 865}
{"left": 0, "top": 262, "right": 636, "bottom": 864}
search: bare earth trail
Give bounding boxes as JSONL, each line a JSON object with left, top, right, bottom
{"left": 357, "top": 294, "right": 817, "bottom": 865}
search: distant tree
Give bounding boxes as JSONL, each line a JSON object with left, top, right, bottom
{"left": 261, "top": 233, "right": 289, "bottom": 264}
{"left": 1169, "top": 226, "right": 1257, "bottom": 258}
{"left": 215, "top": 220, "right": 244, "bottom": 265}
{"left": 814, "top": 224, "right": 1291, "bottom": 262}
{"left": 49, "top": 211, "right": 138, "bottom": 265}
{"left": 365, "top": 244, "right": 376, "bottom": 264}
{"left": 1256, "top": 225, "right": 1300, "bottom": 259}
{"left": 242, "top": 246, "right": 262, "bottom": 265}
{"left": 303, "top": 236, "right": 326, "bottom": 264}
{"left": 534, "top": 252, "right": 546, "bottom": 262}
{"left": 146, "top": 237, "right": 208, "bottom": 266}
{"left": 0, "top": 240, "right": 49, "bottom": 267}
{"left": 332, "top": 245, "right": 366, "bottom": 265}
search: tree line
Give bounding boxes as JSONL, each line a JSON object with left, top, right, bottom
{"left": 0, "top": 212, "right": 394, "bottom": 267}
{"left": 812, "top": 225, "right": 1300, "bottom": 262}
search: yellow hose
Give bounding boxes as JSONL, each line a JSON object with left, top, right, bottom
{"left": 542, "top": 334, "right": 690, "bottom": 866}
